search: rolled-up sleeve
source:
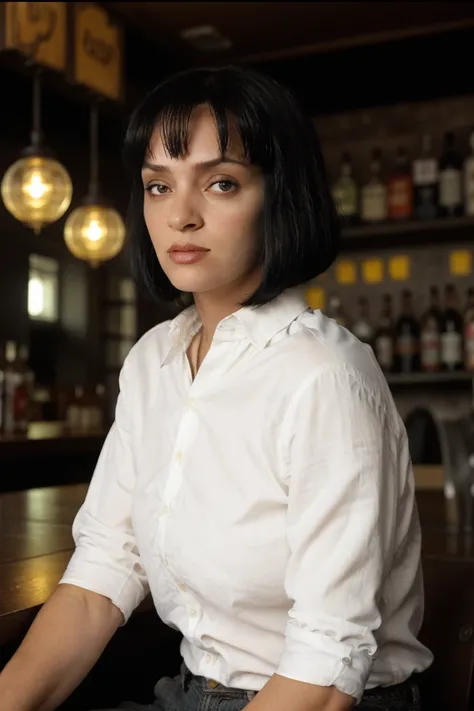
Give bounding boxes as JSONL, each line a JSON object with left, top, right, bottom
{"left": 58, "top": 355, "right": 149, "bottom": 623}
{"left": 276, "top": 365, "right": 400, "bottom": 701}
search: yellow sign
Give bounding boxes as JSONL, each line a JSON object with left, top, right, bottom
{"left": 389, "top": 255, "right": 411, "bottom": 281}
{"left": 362, "top": 258, "right": 384, "bottom": 284}
{"left": 305, "top": 286, "right": 326, "bottom": 311}
{"left": 72, "top": 3, "right": 123, "bottom": 101}
{"left": 450, "top": 249, "right": 472, "bottom": 277}
{"left": 336, "top": 260, "right": 357, "bottom": 285}
{"left": 1, "top": 2, "right": 66, "bottom": 71}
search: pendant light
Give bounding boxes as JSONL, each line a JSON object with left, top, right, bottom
{"left": 64, "top": 103, "right": 125, "bottom": 267}
{"left": 1, "top": 69, "right": 73, "bottom": 235}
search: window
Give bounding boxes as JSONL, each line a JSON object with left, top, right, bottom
{"left": 28, "top": 254, "right": 59, "bottom": 323}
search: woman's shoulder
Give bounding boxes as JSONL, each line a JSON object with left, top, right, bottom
{"left": 124, "top": 319, "right": 175, "bottom": 375}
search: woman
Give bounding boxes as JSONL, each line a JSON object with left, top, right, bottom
{"left": 0, "top": 66, "right": 432, "bottom": 711}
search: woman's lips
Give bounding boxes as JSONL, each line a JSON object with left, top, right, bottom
{"left": 168, "top": 244, "right": 210, "bottom": 265}
{"left": 168, "top": 250, "right": 209, "bottom": 264}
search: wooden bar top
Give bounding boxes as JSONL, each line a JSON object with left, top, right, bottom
{"left": 0, "top": 422, "right": 106, "bottom": 460}
{"left": 0, "top": 474, "right": 468, "bottom": 647}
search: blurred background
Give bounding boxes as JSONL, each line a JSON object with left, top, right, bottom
{"left": 1, "top": 2, "right": 474, "bottom": 495}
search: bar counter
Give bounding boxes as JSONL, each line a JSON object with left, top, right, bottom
{"left": 0, "top": 479, "right": 473, "bottom": 709}
{"left": 0, "top": 422, "right": 106, "bottom": 492}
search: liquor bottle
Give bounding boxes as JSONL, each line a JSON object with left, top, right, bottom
{"left": 332, "top": 151, "right": 359, "bottom": 224}
{"left": 413, "top": 133, "right": 438, "bottom": 220}
{"left": 326, "top": 294, "right": 351, "bottom": 329}
{"left": 439, "top": 131, "right": 463, "bottom": 217}
{"left": 16, "top": 344, "right": 33, "bottom": 434}
{"left": 374, "top": 294, "right": 395, "bottom": 372}
{"left": 464, "top": 287, "right": 474, "bottom": 371}
{"left": 3, "top": 341, "right": 23, "bottom": 436}
{"left": 441, "top": 284, "right": 464, "bottom": 371}
{"left": 420, "top": 286, "right": 443, "bottom": 372}
{"left": 464, "top": 128, "right": 474, "bottom": 216}
{"left": 395, "top": 290, "right": 420, "bottom": 373}
{"left": 361, "top": 148, "right": 387, "bottom": 223}
{"left": 352, "top": 295, "right": 374, "bottom": 346}
{"left": 388, "top": 147, "right": 413, "bottom": 220}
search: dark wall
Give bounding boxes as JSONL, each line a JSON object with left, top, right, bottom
{"left": 0, "top": 64, "right": 131, "bottom": 387}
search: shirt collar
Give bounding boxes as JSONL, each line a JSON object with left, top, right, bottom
{"left": 162, "top": 286, "right": 309, "bottom": 366}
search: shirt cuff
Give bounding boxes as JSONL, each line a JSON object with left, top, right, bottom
{"left": 58, "top": 553, "right": 147, "bottom": 625}
{"left": 276, "top": 625, "right": 374, "bottom": 701}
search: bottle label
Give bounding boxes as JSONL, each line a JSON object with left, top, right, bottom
{"left": 397, "top": 333, "right": 416, "bottom": 356}
{"left": 464, "top": 158, "right": 474, "bottom": 216}
{"left": 333, "top": 183, "right": 358, "bottom": 218}
{"left": 439, "top": 168, "right": 462, "bottom": 208}
{"left": 420, "top": 331, "right": 441, "bottom": 370}
{"left": 413, "top": 159, "right": 438, "bottom": 185}
{"left": 388, "top": 178, "right": 412, "bottom": 218}
{"left": 361, "top": 184, "right": 387, "bottom": 222}
{"left": 441, "top": 331, "right": 462, "bottom": 365}
{"left": 465, "top": 322, "right": 474, "bottom": 369}
{"left": 375, "top": 335, "right": 393, "bottom": 369}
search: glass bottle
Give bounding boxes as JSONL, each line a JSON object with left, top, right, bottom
{"left": 464, "top": 287, "right": 474, "bottom": 371}
{"left": 439, "top": 131, "right": 463, "bottom": 218}
{"left": 413, "top": 133, "right": 438, "bottom": 220}
{"left": 395, "top": 290, "right": 420, "bottom": 373}
{"left": 374, "top": 294, "right": 395, "bottom": 373}
{"left": 361, "top": 148, "right": 387, "bottom": 224}
{"left": 420, "top": 286, "right": 443, "bottom": 372}
{"left": 441, "top": 284, "right": 464, "bottom": 371}
{"left": 388, "top": 147, "right": 413, "bottom": 220}
{"left": 352, "top": 295, "right": 374, "bottom": 346}
{"left": 464, "top": 128, "right": 474, "bottom": 216}
{"left": 332, "top": 151, "right": 359, "bottom": 225}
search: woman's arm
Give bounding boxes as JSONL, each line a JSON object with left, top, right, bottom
{"left": 0, "top": 353, "right": 148, "bottom": 711}
{"left": 263, "top": 365, "right": 415, "bottom": 707}
{"left": 0, "top": 584, "right": 123, "bottom": 711}
{"left": 245, "top": 674, "right": 353, "bottom": 711}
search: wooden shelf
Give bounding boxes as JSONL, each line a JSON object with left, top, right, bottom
{"left": 386, "top": 371, "right": 473, "bottom": 387}
{"left": 341, "top": 215, "right": 474, "bottom": 251}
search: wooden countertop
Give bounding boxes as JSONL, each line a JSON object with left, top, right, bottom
{"left": 0, "top": 421, "right": 106, "bottom": 459}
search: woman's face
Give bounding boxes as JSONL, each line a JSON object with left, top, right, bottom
{"left": 142, "top": 105, "right": 264, "bottom": 300}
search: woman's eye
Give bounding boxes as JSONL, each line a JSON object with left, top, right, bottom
{"left": 210, "top": 180, "right": 237, "bottom": 194}
{"left": 147, "top": 184, "right": 169, "bottom": 196}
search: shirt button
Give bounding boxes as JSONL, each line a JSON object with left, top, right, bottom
{"left": 187, "top": 398, "right": 195, "bottom": 409}
{"left": 188, "top": 607, "right": 198, "bottom": 617}
{"left": 175, "top": 450, "right": 183, "bottom": 462}
{"left": 161, "top": 504, "right": 170, "bottom": 515}
{"left": 177, "top": 583, "right": 188, "bottom": 592}
{"left": 342, "top": 657, "right": 351, "bottom": 666}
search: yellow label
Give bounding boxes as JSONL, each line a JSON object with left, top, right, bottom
{"left": 336, "top": 260, "right": 357, "bottom": 285}
{"left": 388, "top": 255, "right": 410, "bottom": 281}
{"left": 3, "top": 2, "right": 67, "bottom": 71}
{"left": 362, "top": 258, "right": 383, "bottom": 284}
{"left": 73, "top": 3, "right": 123, "bottom": 101}
{"left": 450, "top": 249, "right": 472, "bottom": 277}
{"left": 305, "top": 287, "right": 326, "bottom": 311}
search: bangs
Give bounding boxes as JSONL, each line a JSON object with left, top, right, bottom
{"left": 123, "top": 68, "right": 271, "bottom": 174}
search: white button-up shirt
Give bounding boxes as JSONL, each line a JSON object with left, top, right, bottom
{"left": 59, "top": 287, "right": 433, "bottom": 701}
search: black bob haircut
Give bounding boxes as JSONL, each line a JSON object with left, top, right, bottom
{"left": 123, "top": 65, "right": 340, "bottom": 307}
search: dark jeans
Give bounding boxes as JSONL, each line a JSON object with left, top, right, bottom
{"left": 105, "top": 662, "right": 421, "bottom": 711}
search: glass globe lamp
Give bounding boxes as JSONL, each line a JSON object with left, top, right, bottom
{"left": 64, "top": 203, "right": 125, "bottom": 267}
{"left": 1, "top": 153, "right": 73, "bottom": 234}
